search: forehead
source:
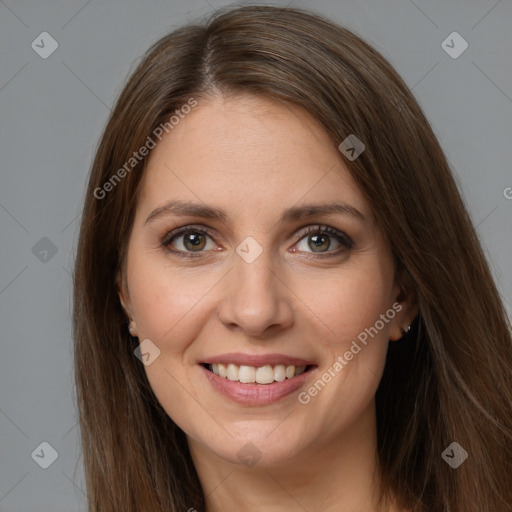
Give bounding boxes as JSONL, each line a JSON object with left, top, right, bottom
{"left": 136, "top": 93, "right": 371, "bottom": 223}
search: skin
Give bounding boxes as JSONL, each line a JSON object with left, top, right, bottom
{"left": 118, "top": 92, "right": 416, "bottom": 512}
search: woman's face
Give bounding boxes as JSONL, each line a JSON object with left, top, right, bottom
{"left": 118, "top": 93, "right": 413, "bottom": 468}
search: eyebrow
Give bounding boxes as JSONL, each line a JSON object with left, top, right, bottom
{"left": 144, "top": 199, "right": 367, "bottom": 225}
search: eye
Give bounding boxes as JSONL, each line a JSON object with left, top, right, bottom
{"left": 162, "top": 226, "right": 218, "bottom": 256}
{"left": 292, "top": 225, "right": 353, "bottom": 256}
{"left": 162, "top": 224, "right": 353, "bottom": 258}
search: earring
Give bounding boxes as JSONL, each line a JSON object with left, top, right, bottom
{"left": 400, "top": 325, "right": 411, "bottom": 336}
{"left": 128, "top": 320, "right": 137, "bottom": 337}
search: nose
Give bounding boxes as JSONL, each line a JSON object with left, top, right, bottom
{"left": 217, "top": 247, "right": 294, "bottom": 338}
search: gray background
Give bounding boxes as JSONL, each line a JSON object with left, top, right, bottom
{"left": 1, "top": 0, "right": 511, "bottom": 510}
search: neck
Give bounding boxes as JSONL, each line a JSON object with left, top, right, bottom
{"left": 188, "top": 402, "right": 398, "bottom": 512}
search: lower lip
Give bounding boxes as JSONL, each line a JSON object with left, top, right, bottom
{"left": 199, "top": 365, "right": 315, "bottom": 406}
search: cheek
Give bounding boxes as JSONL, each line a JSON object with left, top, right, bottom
{"left": 293, "top": 262, "right": 393, "bottom": 400}
{"left": 127, "top": 256, "right": 216, "bottom": 351}
{"left": 125, "top": 257, "right": 215, "bottom": 434}
{"left": 293, "top": 263, "right": 393, "bottom": 345}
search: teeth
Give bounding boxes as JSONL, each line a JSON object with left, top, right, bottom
{"left": 208, "top": 363, "right": 308, "bottom": 384}
{"left": 239, "top": 365, "right": 256, "bottom": 383}
{"left": 255, "top": 365, "right": 274, "bottom": 384}
{"left": 274, "top": 364, "right": 286, "bottom": 381}
{"left": 218, "top": 363, "right": 227, "bottom": 378}
{"left": 227, "top": 363, "right": 239, "bottom": 381}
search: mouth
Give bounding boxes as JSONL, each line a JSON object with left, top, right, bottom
{"left": 198, "top": 354, "right": 317, "bottom": 405}
{"left": 201, "top": 362, "right": 314, "bottom": 384}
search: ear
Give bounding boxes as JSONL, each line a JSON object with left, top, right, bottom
{"left": 116, "top": 269, "right": 133, "bottom": 319}
{"left": 116, "top": 270, "right": 139, "bottom": 337}
{"left": 388, "top": 268, "right": 418, "bottom": 341}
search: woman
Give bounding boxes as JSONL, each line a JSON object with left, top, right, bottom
{"left": 73, "top": 5, "right": 512, "bottom": 511}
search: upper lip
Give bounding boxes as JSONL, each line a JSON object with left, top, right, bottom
{"left": 200, "top": 353, "right": 316, "bottom": 367}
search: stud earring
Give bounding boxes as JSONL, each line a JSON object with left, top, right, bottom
{"left": 400, "top": 325, "right": 411, "bottom": 336}
{"left": 128, "top": 320, "right": 138, "bottom": 337}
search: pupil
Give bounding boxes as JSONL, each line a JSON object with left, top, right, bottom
{"left": 309, "top": 234, "right": 329, "bottom": 252}
{"left": 185, "top": 233, "right": 205, "bottom": 251}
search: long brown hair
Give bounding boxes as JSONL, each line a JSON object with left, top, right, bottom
{"left": 73, "top": 5, "right": 512, "bottom": 511}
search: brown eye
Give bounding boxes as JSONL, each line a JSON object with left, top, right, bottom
{"left": 163, "top": 227, "right": 216, "bottom": 255}
{"left": 307, "top": 233, "right": 331, "bottom": 252}
{"left": 293, "top": 226, "right": 353, "bottom": 255}
{"left": 182, "top": 232, "right": 207, "bottom": 251}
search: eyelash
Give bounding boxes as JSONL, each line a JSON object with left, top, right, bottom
{"left": 161, "top": 224, "right": 353, "bottom": 258}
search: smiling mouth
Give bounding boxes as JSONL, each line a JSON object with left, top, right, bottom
{"left": 202, "top": 363, "right": 315, "bottom": 385}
